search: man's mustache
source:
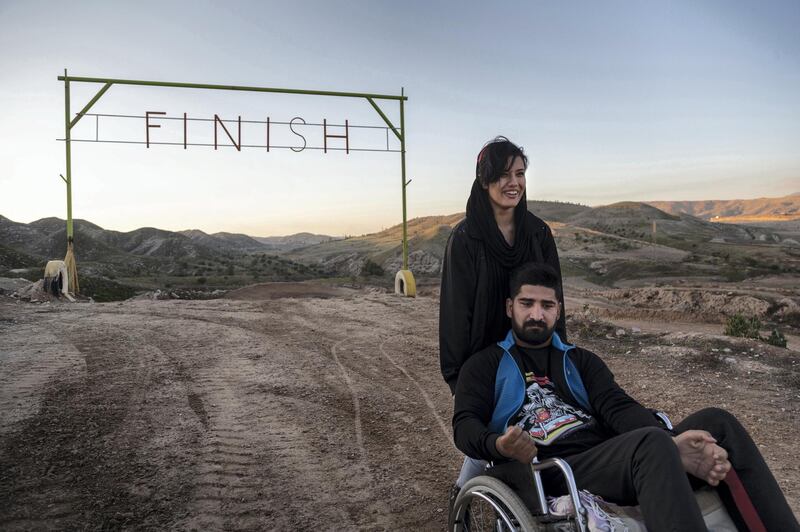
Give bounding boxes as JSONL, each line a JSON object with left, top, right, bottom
{"left": 523, "top": 319, "right": 548, "bottom": 329}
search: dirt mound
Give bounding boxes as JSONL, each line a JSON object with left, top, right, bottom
{"left": 775, "top": 297, "right": 800, "bottom": 327}
{"left": 598, "top": 288, "right": 773, "bottom": 320}
{"left": 0, "top": 277, "right": 32, "bottom": 295}
{"left": 224, "top": 281, "right": 355, "bottom": 300}
{"left": 12, "top": 279, "right": 59, "bottom": 303}
{"left": 128, "top": 288, "right": 227, "bottom": 301}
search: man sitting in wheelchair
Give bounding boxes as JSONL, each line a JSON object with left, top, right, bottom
{"left": 452, "top": 262, "right": 798, "bottom": 531}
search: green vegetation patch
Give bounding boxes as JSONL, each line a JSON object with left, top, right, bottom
{"left": 724, "top": 313, "right": 788, "bottom": 349}
{"left": 724, "top": 314, "right": 762, "bottom": 339}
{"left": 80, "top": 276, "right": 140, "bottom": 302}
{"left": 766, "top": 329, "right": 788, "bottom": 348}
{"left": 361, "top": 259, "right": 385, "bottom": 277}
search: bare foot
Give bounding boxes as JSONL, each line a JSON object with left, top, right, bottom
{"left": 673, "top": 430, "right": 731, "bottom": 486}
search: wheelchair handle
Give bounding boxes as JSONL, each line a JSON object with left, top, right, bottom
{"left": 531, "top": 457, "right": 588, "bottom": 532}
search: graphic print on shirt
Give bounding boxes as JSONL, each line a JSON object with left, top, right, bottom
{"left": 513, "top": 373, "right": 591, "bottom": 446}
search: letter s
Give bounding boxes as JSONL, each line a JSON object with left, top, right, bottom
{"left": 290, "top": 117, "right": 307, "bottom": 152}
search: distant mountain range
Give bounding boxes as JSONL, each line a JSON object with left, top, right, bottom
{"left": 286, "top": 198, "right": 797, "bottom": 277}
{"left": 176, "top": 229, "right": 337, "bottom": 253}
{"left": 647, "top": 193, "right": 800, "bottom": 221}
{"left": 2, "top": 193, "right": 798, "bottom": 299}
{"left": 0, "top": 215, "right": 333, "bottom": 281}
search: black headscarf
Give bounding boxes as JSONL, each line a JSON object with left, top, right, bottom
{"left": 465, "top": 179, "right": 542, "bottom": 331}
{"left": 465, "top": 179, "right": 540, "bottom": 267}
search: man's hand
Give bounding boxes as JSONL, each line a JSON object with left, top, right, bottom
{"left": 495, "top": 426, "right": 538, "bottom": 464}
{"left": 673, "top": 430, "right": 731, "bottom": 486}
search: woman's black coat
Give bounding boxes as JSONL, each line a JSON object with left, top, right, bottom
{"left": 439, "top": 211, "right": 566, "bottom": 395}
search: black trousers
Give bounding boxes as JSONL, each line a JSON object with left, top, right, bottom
{"left": 495, "top": 408, "right": 799, "bottom": 532}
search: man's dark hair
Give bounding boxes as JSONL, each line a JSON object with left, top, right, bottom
{"left": 476, "top": 136, "right": 529, "bottom": 187}
{"left": 509, "top": 262, "right": 562, "bottom": 300}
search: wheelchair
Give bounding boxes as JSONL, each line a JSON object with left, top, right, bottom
{"left": 449, "top": 457, "right": 590, "bottom": 532}
{"left": 448, "top": 457, "right": 738, "bottom": 532}
{"left": 449, "top": 409, "right": 740, "bottom": 532}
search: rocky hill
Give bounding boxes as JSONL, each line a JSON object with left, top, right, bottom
{"left": 527, "top": 200, "right": 591, "bottom": 222}
{"left": 254, "top": 232, "right": 341, "bottom": 251}
{"left": 564, "top": 202, "right": 772, "bottom": 245}
{"left": 286, "top": 213, "right": 462, "bottom": 276}
{"left": 647, "top": 193, "right": 800, "bottom": 221}
{"left": 1, "top": 217, "right": 224, "bottom": 268}
{"left": 179, "top": 229, "right": 271, "bottom": 253}
{"left": 283, "top": 200, "right": 798, "bottom": 281}
{"left": 0, "top": 216, "right": 324, "bottom": 300}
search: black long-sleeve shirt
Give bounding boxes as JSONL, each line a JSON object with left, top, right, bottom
{"left": 439, "top": 213, "right": 566, "bottom": 395}
{"left": 453, "top": 342, "right": 663, "bottom": 462}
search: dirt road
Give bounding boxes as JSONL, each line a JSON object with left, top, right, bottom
{"left": 0, "top": 287, "right": 463, "bottom": 530}
{"left": 1, "top": 284, "right": 798, "bottom": 530}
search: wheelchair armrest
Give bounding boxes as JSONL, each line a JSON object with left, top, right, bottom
{"left": 651, "top": 409, "right": 674, "bottom": 431}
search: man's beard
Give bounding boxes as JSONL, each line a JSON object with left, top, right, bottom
{"left": 513, "top": 318, "right": 555, "bottom": 346}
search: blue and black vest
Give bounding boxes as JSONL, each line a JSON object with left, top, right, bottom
{"left": 487, "top": 330, "right": 592, "bottom": 434}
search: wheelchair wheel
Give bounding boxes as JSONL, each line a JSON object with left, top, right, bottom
{"left": 449, "top": 475, "right": 541, "bottom": 532}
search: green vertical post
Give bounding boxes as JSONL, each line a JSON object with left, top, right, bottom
{"left": 64, "top": 69, "right": 73, "bottom": 240}
{"left": 400, "top": 87, "right": 408, "bottom": 270}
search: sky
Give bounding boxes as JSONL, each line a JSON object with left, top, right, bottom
{"left": 1, "top": 0, "right": 798, "bottom": 237}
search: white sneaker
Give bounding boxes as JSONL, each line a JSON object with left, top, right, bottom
{"left": 547, "top": 490, "right": 628, "bottom": 532}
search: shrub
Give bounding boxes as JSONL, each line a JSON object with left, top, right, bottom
{"left": 361, "top": 259, "right": 385, "bottom": 277}
{"left": 79, "top": 276, "right": 138, "bottom": 302}
{"left": 196, "top": 277, "right": 207, "bottom": 285}
{"left": 724, "top": 314, "right": 761, "bottom": 340}
{"left": 724, "top": 315, "right": 788, "bottom": 349}
{"left": 766, "top": 329, "right": 787, "bottom": 348}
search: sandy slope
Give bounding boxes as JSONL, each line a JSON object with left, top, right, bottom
{"left": 0, "top": 284, "right": 798, "bottom": 530}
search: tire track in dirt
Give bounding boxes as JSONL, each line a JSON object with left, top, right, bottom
{"left": 331, "top": 338, "right": 368, "bottom": 462}
{"left": 280, "top": 296, "right": 461, "bottom": 529}
{"left": 0, "top": 321, "right": 86, "bottom": 435}
{"left": 177, "top": 366, "right": 267, "bottom": 531}
{"left": 272, "top": 296, "right": 458, "bottom": 529}
{"left": 0, "top": 317, "right": 185, "bottom": 531}
{"left": 138, "top": 315, "right": 292, "bottom": 531}
{"left": 139, "top": 307, "right": 394, "bottom": 530}
{"left": 1, "top": 295, "right": 457, "bottom": 530}
{"left": 378, "top": 337, "right": 453, "bottom": 447}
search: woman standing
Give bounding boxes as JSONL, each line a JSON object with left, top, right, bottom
{"left": 440, "top": 136, "right": 567, "bottom": 490}
{"left": 440, "top": 136, "right": 566, "bottom": 395}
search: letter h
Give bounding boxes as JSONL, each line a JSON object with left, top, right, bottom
{"left": 323, "top": 119, "right": 349, "bottom": 154}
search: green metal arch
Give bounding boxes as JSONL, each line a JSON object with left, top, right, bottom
{"left": 59, "top": 70, "right": 412, "bottom": 292}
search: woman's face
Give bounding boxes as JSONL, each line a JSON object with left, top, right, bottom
{"left": 484, "top": 156, "right": 526, "bottom": 212}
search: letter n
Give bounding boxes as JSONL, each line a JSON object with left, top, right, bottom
{"left": 214, "top": 114, "right": 242, "bottom": 151}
